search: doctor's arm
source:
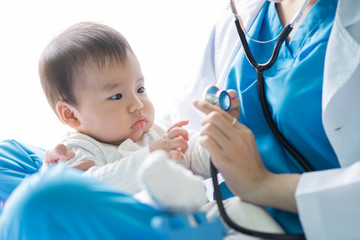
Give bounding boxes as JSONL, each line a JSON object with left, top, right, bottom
{"left": 295, "top": 162, "right": 360, "bottom": 239}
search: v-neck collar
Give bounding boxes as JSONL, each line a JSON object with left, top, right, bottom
{"left": 248, "top": 0, "right": 337, "bottom": 60}
{"left": 273, "top": 0, "right": 337, "bottom": 58}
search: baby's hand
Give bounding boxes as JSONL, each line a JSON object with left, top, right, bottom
{"left": 149, "top": 120, "right": 189, "bottom": 161}
{"left": 227, "top": 89, "right": 241, "bottom": 120}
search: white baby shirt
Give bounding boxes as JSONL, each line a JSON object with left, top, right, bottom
{"left": 60, "top": 123, "right": 210, "bottom": 194}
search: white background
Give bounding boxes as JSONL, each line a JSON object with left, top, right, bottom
{"left": 0, "top": 0, "right": 226, "bottom": 149}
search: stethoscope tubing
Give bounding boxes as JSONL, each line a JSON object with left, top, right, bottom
{"left": 210, "top": 161, "right": 306, "bottom": 240}
{"left": 256, "top": 69, "right": 314, "bottom": 172}
{"left": 234, "top": 17, "right": 314, "bottom": 172}
{"left": 234, "top": 19, "right": 292, "bottom": 70}
{"left": 209, "top": 2, "right": 317, "bottom": 238}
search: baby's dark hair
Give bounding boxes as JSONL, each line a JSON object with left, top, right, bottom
{"left": 39, "top": 21, "right": 133, "bottom": 114}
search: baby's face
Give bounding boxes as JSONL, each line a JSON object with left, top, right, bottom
{"left": 73, "top": 52, "right": 155, "bottom": 145}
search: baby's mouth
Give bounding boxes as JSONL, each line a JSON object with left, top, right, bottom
{"left": 131, "top": 116, "right": 147, "bottom": 130}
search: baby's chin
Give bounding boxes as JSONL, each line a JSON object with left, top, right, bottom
{"left": 104, "top": 126, "right": 152, "bottom": 145}
{"left": 130, "top": 124, "right": 153, "bottom": 142}
{"left": 129, "top": 131, "right": 148, "bottom": 143}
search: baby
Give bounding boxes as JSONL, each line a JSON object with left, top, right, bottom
{"left": 39, "top": 22, "right": 285, "bottom": 237}
{"left": 39, "top": 21, "right": 214, "bottom": 212}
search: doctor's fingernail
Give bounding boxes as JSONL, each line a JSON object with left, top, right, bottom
{"left": 193, "top": 99, "right": 199, "bottom": 104}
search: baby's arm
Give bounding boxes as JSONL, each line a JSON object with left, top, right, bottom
{"left": 61, "top": 133, "right": 150, "bottom": 194}
{"left": 83, "top": 147, "right": 150, "bottom": 194}
{"left": 149, "top": 120, "right": 189, "bottom": 161}
{"left": 150, "top": 120, "right": 211, "bottom": 178}
{"left": 182, "top": 131, "right": 211, "bottom": 178}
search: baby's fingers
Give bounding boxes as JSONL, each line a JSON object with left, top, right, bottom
{"left": 170, "top": 137, "right": 188, "bottom": 154}
{"left": 168, "top": 120, "right": 189, "bottom": 131}
{"left": 167, "top": 127, "right": 189, "bottom": 141}
{"left": 169, "top": 150, "right": 184, "bottom": 161}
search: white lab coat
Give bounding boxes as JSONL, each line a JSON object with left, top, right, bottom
{"left": 178, "top": 0, "right": 360, "bottom": 239}
{"left": 178, "top": 0, "right": 264, "bottom": 131}
{"left": 296, "top": 0, "right": 360, "bottom": 239}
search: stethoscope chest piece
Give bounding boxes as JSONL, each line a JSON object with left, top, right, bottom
{"left": 203, "top": 85, "right": 231, "bottom": 112}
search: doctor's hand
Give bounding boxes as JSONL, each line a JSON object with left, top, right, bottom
{"left": 227, "top": 89, "right": 241, "bottom": 120}
{"left": 43, "top": 144, "right": 94, "bottom": 171}
{"left": 194, "top": 99, "right": 300, "bottom": 212}
{"left": 194, "top": 99, "right": 267, "bottom": 201}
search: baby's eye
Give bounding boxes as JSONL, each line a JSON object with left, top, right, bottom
{"left": 137, "top": 87, "right": 146, "bottom": 93}
{"left": 109, "top": 93, "right": 123, "bottom": 100}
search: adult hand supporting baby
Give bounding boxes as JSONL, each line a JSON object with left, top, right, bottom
{"left": 193, "top": 99, "right": 300, "bottom": 213}
{"left": 43, "top": 144, "right": 94, "bottom": 171}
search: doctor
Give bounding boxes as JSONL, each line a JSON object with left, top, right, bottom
{"left": 1, "top": 0, "right": 359, "bottom": 239}
{"left": 183, "top": 0, "right": 360, "bottom": 239}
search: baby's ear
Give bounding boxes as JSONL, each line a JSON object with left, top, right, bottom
{"left": 56, "top": 100, "right": 80, "bottom": 129}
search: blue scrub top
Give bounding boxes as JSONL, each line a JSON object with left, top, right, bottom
{"left": 224, "top": 0, "right": 339, "bottom": 234}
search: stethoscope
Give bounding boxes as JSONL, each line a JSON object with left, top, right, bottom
{"left": 204, "top": 0, "right": 314, "bottom": 239}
